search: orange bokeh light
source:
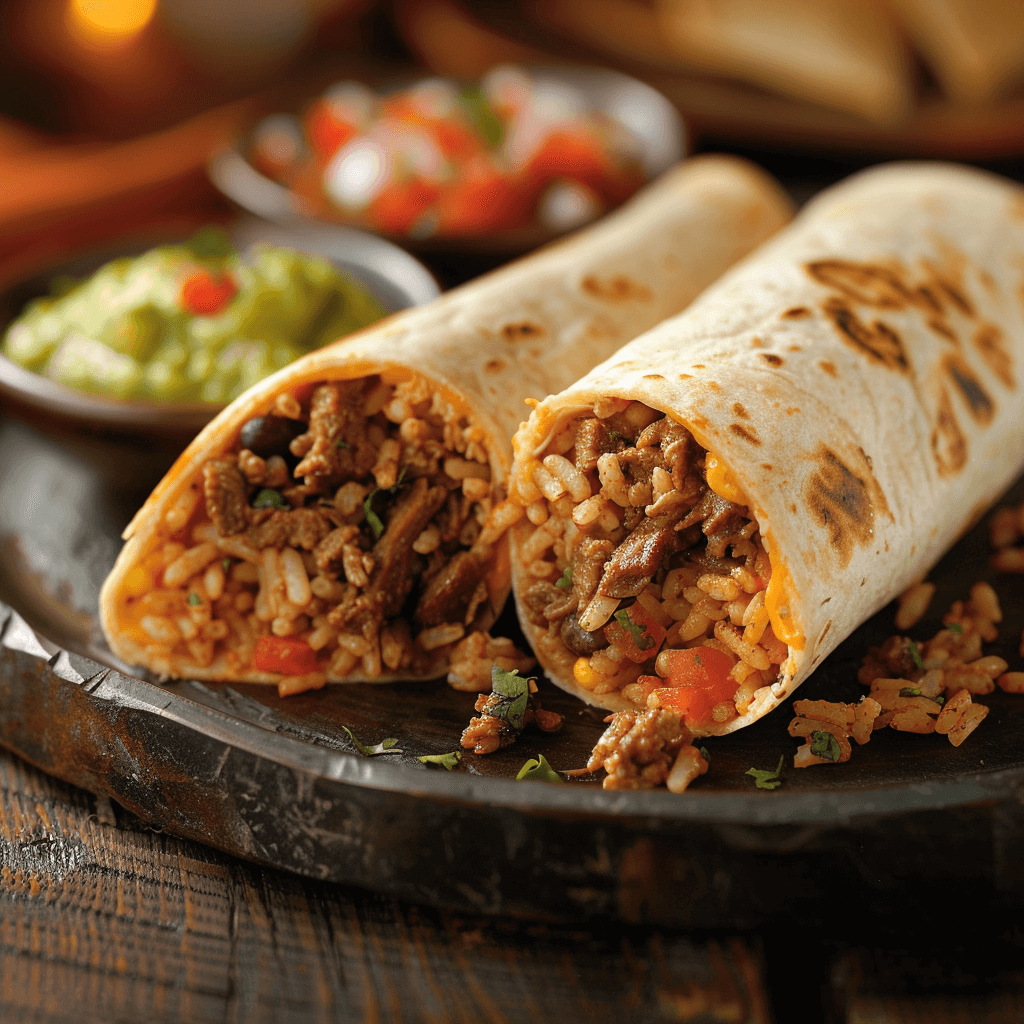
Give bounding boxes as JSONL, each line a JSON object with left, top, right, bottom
{"left": 66, "top": 0, "right": 157, "bottom": 43}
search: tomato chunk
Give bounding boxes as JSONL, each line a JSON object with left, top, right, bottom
{"left": 652, "top": 646, "right": 737, "bottom": 726}
{"left": 306, "top": 101, "right": 359, "bottom": 159}
{"left": 253, "top": 635, "right": 319, "bottom": 675}
{"left": 603, "top": 602, "right": 666, "bottom": 663}
{"left": 180, "top": 270, "right": 237, "bottom": 316}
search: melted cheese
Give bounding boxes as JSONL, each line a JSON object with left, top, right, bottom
{"left": 704, "top": 452, "right": 747, "bottom": 505}
{"left": 764, "top": 559, "right": 805, "bottom": 650}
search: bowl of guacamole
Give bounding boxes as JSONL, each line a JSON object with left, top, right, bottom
{"left": 1, "top": 221, "right": 439, "bottom": 409}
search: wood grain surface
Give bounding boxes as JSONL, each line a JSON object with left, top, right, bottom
{"left": 0, "top": 745, "right": 774, "bottom": 1024}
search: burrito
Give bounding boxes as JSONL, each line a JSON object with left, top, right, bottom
{"left": 507, "top": 161, "right": 1024, "bottom": 736}
{"left": 99, "top": 155, "right": 792, "bottom": 691}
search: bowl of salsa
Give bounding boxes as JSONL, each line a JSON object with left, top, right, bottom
{"left": 210, "top": 64, "right": 686, "bottom": 255}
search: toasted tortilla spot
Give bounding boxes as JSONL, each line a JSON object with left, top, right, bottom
{"left": 936, "top": 279, "right": 974, "bottom": 318}
{"left": 484, "top": 359, "right": 506, "bottom": 373}
{"left": 679, "top": 373, "right": 693, "bottom": 380}
{"left": 581, "top": 274, "right": 653, "bottom": 304}
{"left": 707, "top": 381, "right": 722, "bottom": 392}
{"left": 729, "top": 423, "right": 761, "bottom": 445}
{"left": 804, "top": 446, "right": 879, "bottom": 568}
{"left": 643, "top": 374, "right": 665, "bottom": 381}
{"left": 732, "top": 402, "right": 749, "bottom": 419}
{"left": 818, "top": 621, "right": 832, "bottom": 645}
{"left": 916, "top": 285, "right": 943, "bottom": 314}
{"left": 979, "top": 269, "right": 997, "bottom": 294}
{"left": 927, "top": 319, "right": 959, "bottom": 345}
{"left": 973, "top": 323, "right": 1015, "bottom": 389}
{"left": 823, "top": 298, "right": 909, "bottom": 372}
{"left": 750, "top": 337, "right": 764, "bottom": 348}
{"left": 761, "top": 353, "right": 783, "bottom": 367}
{"left": 944, "top": 354, "right": 995, "bottom": 423}
{"left": 761, "top": 463, "right": 773, "bottom": 471}
{"left": 501, "top": 321, "right": 545, "bottom": 342}
{"left": 806, "top": 258, "right": 912, "bottom": 309}
{"left": 692, "top": 363, "right": 706, "bottom": 369}
{"left": 819, "top": 361, "right": 837, "bottom": 377}
{"left": 931, "top": 387, "right": 968, "bottom": 475}
{"left": 782, "top": 306, "right": 811, "bottom": 319}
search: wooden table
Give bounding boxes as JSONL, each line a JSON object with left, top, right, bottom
{"left": 6, "top": 740, "right": 1024, "bottom": 1024}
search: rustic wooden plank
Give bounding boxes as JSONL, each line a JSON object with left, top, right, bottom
{"left": 0, "top": 747, "right": 772, "bottom": 1023}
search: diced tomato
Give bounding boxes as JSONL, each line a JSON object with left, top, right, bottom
{"left": 432, "top": 155, "right": 532, "bottom": 236}
{"left": 180, "top": 270, "right": 237, "bottom": 316}
{"left": 366, "top": 176, "right": 441, "bottom": 236}
{"left": 527, "top": 127, "right": 610, "bottom": 188}
{"left": 306, "top": 100, "right": 359, "bottom": 159}
{"left": 252, "top": 635, "right": 319, "bottom": 676}
{"left": 603, "top": 602, "right": 666, "bottom": 663}
{"left": 652, "top": 646, "right": 737, "bottom": 726}
{"left": 430, "top": 117, "right": 485, "bottom": 163}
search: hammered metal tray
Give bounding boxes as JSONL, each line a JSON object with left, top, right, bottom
{"left": 5, "top": 411, "right": 1024, "bottom": 927}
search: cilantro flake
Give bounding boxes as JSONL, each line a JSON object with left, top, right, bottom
{"left": 699, "top": 746, "right": 711, "bottom": 762}
{"left": 516, "top": 755, "right": 563, "bottom": 783}
{"left": 187, "top": 592, "right": 202, "bottom": 606}
{"left": 221, "top": 558, "right": 232, "bottom": 574}
{"left": 487, "top": 666, "right": 534, "bottom": 732}
{"left": 909, "top": 643, "right": 924, "bottom": 669}
{"left": 252, "top": 488, "right": 287, "bottom": 510}
{"left": 555, "top": 566, "right": 573, "bottom": 590}
{"left": 810, "top": 730, "right": 841, "bottom": 762}
{"left": 363, "top": 489, "right": 384, "bottom": 540}
{"left": 342, "top": 726, "right": 402, "bottom": 757}
{"left": 614, "top": 609, "right": 653, "bottom": 650}
{"left": 935, "top": 695, "right": 946, "bottom": 706}
{"left": 948, "top": 622, "right": 963, "bottom": 635}
{"left": 746, "top": 755, "right": 785, "bottom": 790}
{"left": 419, "top": 751, "right": 462, "bottom": 771}
{"left": 608, "top": 430, "right": 629, "bottom": 444}
{"left": 899, "top": 687, "right": 921, "bottom": 697}
{"left": 336, "top": 438, "right": 352, "bottom": 449}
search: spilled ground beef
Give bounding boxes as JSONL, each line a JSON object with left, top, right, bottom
{"left": 510, "top": 399, "right": 790, "bottom": 728}
{"left": 123, "top": 373, "right": 512, "bottom": 690}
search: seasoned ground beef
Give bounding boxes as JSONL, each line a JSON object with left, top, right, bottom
{"left": 510, "top": 402, "right": 787, "bottom": 728}
{"left": 133, "top": 372, "right": 513, "bottom": 687}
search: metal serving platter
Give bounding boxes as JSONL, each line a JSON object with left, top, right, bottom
{"left": 4, "top": 410, "right": 1024, "bottom": 929}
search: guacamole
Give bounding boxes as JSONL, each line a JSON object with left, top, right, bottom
{"left": 2, "top": 228, "right": 387, "bottom": 403}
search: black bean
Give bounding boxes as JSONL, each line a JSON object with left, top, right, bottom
{"left": 238, "top": 415, "right": 305, "bottom": 457}
{"left": 561, "top": 610, "right": 609, "bottom": 656}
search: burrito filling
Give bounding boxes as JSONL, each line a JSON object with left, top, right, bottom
{"left": 511, "top": 398, "right": 791, "bottom": 729}
{"left": 113, "top": 373, "right": 513, "bottom": 688}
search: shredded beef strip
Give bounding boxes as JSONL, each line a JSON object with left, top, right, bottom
{"left": 203, "top": 458, "right": 249, "bottom": 536}
{"left": 246, "top": 507, "right": 334, "bottom": 551}
{"left": 415, "top": 550, "right": 489, "bottom": 628}
{"left": 333, "top": 476, "right": 447, "bottom": 634}
{"left": 597, "top": 510, "right": 687, "bottom": 599}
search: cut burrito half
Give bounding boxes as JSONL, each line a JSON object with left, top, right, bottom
{"left": 99, "top": 155, "right": 792, "bottom": 692}
{"left": 508, "top": 161, "right": 1024, "bottom": 735}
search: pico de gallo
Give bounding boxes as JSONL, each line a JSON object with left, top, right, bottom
{"left": 249, "top": 65, "right": 649, "bottom": 240}
{"left": 2, "top": 228, "right": 386, "bottom": 403}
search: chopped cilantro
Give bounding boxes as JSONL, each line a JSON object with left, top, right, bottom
{"left": 363, "top": 489, "right": 384, "bottom": 539}
{"left": 252, "top": 488, "right": 287, "bottom": 509}
{"left": 810, "top": 730, "right": 841, "bottom": 762}
{"left": 419, "top": 751, "right": 462, "bottom": 771}
{"left": 899, "top": 687, "right": 921, "bottom": 697}
{"left": 614, "top": 609, "right": 653, "bottom": 650}
{"left": 221, "top": 558, "right": 232, "bottom": 574}
{"left": 746, "top": 755, "right": 784, "bottom": 790}
{"left": 555, "top": 566, "right": 573, "bottom": 590}
{"left": 948, "top": 622, "right": 963, "bottom": 635}
{"left": 342, "top": 726, "right": 402, "bottom": 756}
{"left": 336, "top": 438, "right": 352, "bottom": 449}
{"left": 934, "top": 695, "right": 946, "bottom": 706}
{"left": 487, "top": 666, "right": 534, "bottom": 732}
{"left": 187, "top": 592, "right": 202, "bottom": 606}
{"left": 608, "top": 430, "right": 629, "bottom": 444}
{"left": 391, "top": 466, "right": 407, "bottom": 492}
{"left": 516, "top": 755, "right": 562, "bottom": 783}
{"left": 699, "top": 746, "right": 711, "bottom": 762}
{"left": 909, "top": 643, "right": 924, "bottom": 669}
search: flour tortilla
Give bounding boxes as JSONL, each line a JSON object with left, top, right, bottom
{"left": 510, "top": 161, "right": 1024, "bottom": 733}
{"left": 100, "top": 155, "right": 793, "bottom": 684}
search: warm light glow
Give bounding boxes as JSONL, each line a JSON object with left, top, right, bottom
{"left": 66, "top": 0, "right": 157, "bottom": 42}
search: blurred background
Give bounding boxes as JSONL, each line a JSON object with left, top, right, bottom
{"left": 2, "top": 0, "right": 1024, "bottom": 287}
